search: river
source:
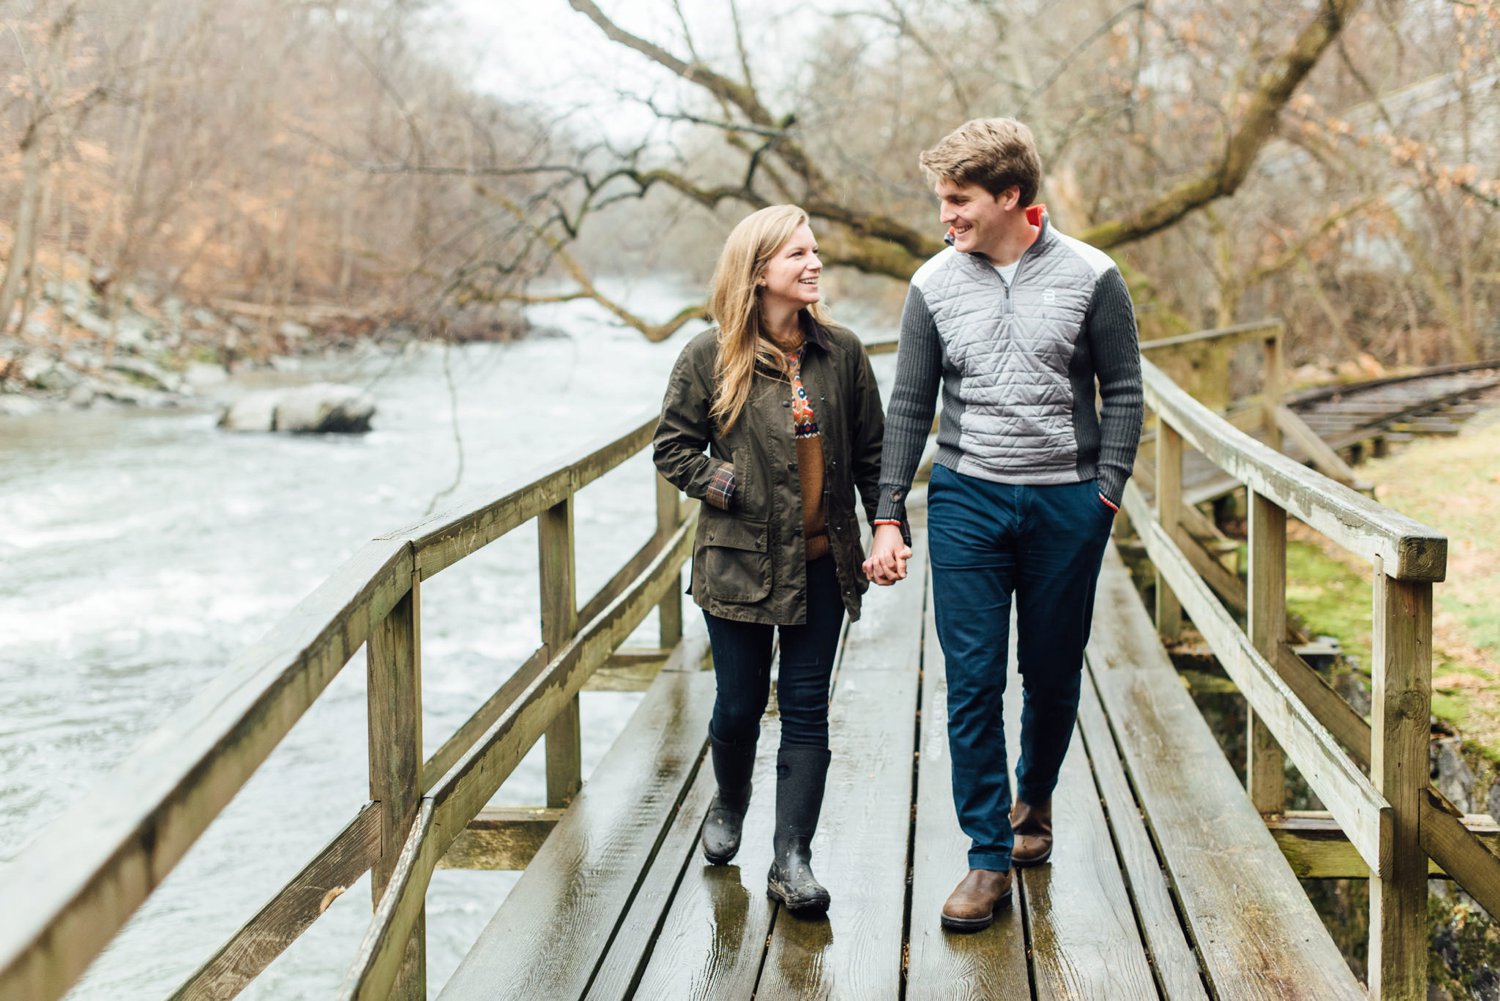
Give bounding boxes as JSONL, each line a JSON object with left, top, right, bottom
{"left": 0, "top": 285, "right": 898, "bottom": 997}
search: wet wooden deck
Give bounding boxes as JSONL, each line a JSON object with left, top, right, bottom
{"left": 438, "top": 490, "right": 1365, "bottom": 1001}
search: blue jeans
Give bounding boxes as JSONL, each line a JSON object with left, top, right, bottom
{"left": 704, "top": 556, "right": 845, "bottom": 749}
{"left": 928, "top": 463, "right": 1115, "bottom": 870}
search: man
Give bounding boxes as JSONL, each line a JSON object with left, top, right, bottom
{"left": 863, "top": 118, "right": 1142, "bottom": 932}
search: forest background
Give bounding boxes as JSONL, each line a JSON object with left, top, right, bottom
{"left": 2, "top": 0, "right": 1497, "bottom": 378}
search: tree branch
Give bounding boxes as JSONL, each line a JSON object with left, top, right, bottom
{"left": 567, "top": 0, "right": 831, "bottom": 192}
{"left": 1244, "top": 194, "right": 1379, "bottom": 286}
{"left": 1080, "top": 0, "right": 1366, "bottom": 248}
{"left": 553, "top": 0, "right": 1368, "bottom": 290}
{"left": 468, "top": 185, "right": 707, "bottom": 341}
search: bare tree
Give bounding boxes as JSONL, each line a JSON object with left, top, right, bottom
{"left": 462, "top": 0, "right": 1370, "bottom": 336}
{"left": 0, "top": 1, "right": 108, "bottom": 335}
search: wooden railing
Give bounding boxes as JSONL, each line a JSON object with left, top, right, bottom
{"left": 1140, "top": 319, "right": 1369, "bottom": 490}
{"left": 0, "top": 409, "right": 696, "bottom": 1001}
{"left": 1141, "top": 319, "right": 1284, "bottom": 435}
{"left": 1126, "top": 354, "right": 1500, "bottom": 999}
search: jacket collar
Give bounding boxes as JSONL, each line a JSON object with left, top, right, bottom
{"left": 1026, "top": 203, "right": 1051, "bottom": 244}
{"left": 955, "top": 203, "right": 1054, "bottom": 267}
{"left": 802, "top": 312, "right": 833, "bottom": 353}
{"left": 751, "top": 312, "right": 830, "bottom": 377}
{"left": 757, "top": 311, "right": 831, "bottom": 356}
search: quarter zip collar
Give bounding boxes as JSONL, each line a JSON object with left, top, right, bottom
{"left": 960, "top": 204, "right": 1052, "bottom": 292}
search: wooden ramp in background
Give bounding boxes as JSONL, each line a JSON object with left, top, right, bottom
{"left": 1161, "top": 362, "right": 1500, "bottom": 507}
{"left": 440, "top": 491, "right": 1365, "bottom": 1001}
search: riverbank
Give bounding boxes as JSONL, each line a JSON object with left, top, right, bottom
{"left": 0, "top": 267, "right": 528, "bottom": 417}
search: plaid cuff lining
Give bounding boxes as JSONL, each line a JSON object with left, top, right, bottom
{"left": 706, "top": 464, "right": 736, "bottom": 511}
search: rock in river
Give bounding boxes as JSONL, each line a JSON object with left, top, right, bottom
{"left": 219, "top": 382, "right": 375, "bottom": 433}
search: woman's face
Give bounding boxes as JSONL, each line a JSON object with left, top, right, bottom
{"left": 758, "top": 224, "right": 822, "bottom": 313}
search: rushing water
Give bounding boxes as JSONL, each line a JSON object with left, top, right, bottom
{"left": 0, "top": 285, "right": 898, "bottom": 997}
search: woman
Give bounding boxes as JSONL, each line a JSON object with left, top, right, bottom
{"left": 654, "top": 205, "right": 885, "bottom": 917}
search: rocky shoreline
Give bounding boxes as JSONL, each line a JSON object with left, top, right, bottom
{"left": 0, "top": 273, "right": 526, "bottom": 418}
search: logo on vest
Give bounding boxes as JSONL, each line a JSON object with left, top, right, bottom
{"left": 1042, "top": 289, "right": 1056, "bottom": 305}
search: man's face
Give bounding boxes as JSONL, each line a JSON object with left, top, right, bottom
{"left": 935, "top": 178, "right": 1015, "bottom": 259}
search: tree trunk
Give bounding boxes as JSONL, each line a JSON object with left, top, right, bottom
{"left": 0, "top": 135, "right": 46, "bottom": 335}
{"left": 1389, "top": 212, "right": 1478, "bottom": 363}
{"left": 16, "top": 173, "right": 55, "bottom": 337}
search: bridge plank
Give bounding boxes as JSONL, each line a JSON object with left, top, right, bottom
{"left": 755, "top": 669, "right": 919, "bottom": 1001}
{"left": 1075, "top": 679, "right": 1209, "bottom": 1001}
{"left": 1004, "top": 608, "right": 1157, "bottom": 1001}
{"left": 753, "top": 504, "right": 929, "bottom": 1001}
{"left": 1019, "top": 730, "right": 1157, "bottom": 1001}
{"left": 1086, "top": 546, "right": 1366, "bottom": 1000}
{"left": 626, "top": 714, "right": 782, "bottom": 1001}
{"left": 907, "top": 572, "right": 1030, "bottom": 1001}
{"left": 582, "top": 766, "right": 717, "bottom": 1001}
{"left": 437, "top": 668, "right": 716, "bottom": 1001}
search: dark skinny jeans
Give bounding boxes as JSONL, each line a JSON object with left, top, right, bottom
{"left": 704, "top": 555, "right": 845, "bottom": 749}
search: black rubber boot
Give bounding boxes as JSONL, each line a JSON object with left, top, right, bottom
{"left": 701, "top": 734, "right": 756, "bottom": 865}
{"left": 766, "top": 744, "right": 832, "bottom": 916}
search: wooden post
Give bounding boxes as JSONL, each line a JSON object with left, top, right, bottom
{"left": 1263, "top": 330, "right": 1284, "bottom": 453}
{"left": 367, "top": 571, "right": 425, "bottom": 1000}
{"left": 1155, "top": 422, "right": 1183, "bottom": 639}
{"left": 539, "top": 497, "right": 581, "bottom": 807}
{"left": 655, "top": 474, "right": 683, "bottom": 648}
{"left": 1368, "top": 562, "right": 1431, "bottom": 1000}
{"left": 1246, "top": 491, "right": 1287, "bottom": 814}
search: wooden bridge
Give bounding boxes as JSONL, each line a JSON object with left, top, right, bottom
{"left": 1135, "top": 320, "right": 1500, "bottom": 507}
{"left": 2, "top": 325, "right": 1499, "bottom": 1001}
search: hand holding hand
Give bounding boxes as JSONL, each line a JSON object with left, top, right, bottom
{"left": 862, "top": 523, "right": 912, "bottom": 586}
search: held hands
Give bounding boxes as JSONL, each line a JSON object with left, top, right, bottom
{"left": 862, "top": 524, "right": 912, "bottom": 586}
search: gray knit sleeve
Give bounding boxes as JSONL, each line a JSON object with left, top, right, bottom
{"left": 1085, "top": 268, "right": 1143, "bottom": 505}
{"left": 876, "top": 284, "right": 942, "bottom": 523}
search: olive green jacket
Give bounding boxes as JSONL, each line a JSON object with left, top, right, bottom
{"left": 653, "top": 319, "right": 886, "bottom": 624}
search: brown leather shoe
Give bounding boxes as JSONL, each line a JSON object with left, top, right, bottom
{"left": 1010, "top": 799, "right": 1053, "bottom": 867}
{"left": 940, "top": 868, "right": 1013, "bottom": 932}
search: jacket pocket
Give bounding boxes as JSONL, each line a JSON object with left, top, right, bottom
{"left": 699, "top": 515, "right": 771, "bottom": 603}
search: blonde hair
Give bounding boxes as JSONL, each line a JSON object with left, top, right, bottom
{"left": 706, "top": 205, "right": 831, "bottom": 433}
{"left": 918, "top": 118, "right": 1042, "bottom": 206}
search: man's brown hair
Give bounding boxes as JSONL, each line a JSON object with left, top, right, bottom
{"left": 918, "top": 118, "right": 1042, "bottom": 206}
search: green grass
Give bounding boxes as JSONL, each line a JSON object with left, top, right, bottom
{"left": 1276, "top": 417, "right": 1500, "bottom": 757}
{"left": 1282, "top": 536, "right": 1489, "bottom": 741}
{"left": 1285, "top": 539, "right": 1373, "bottom": 676}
